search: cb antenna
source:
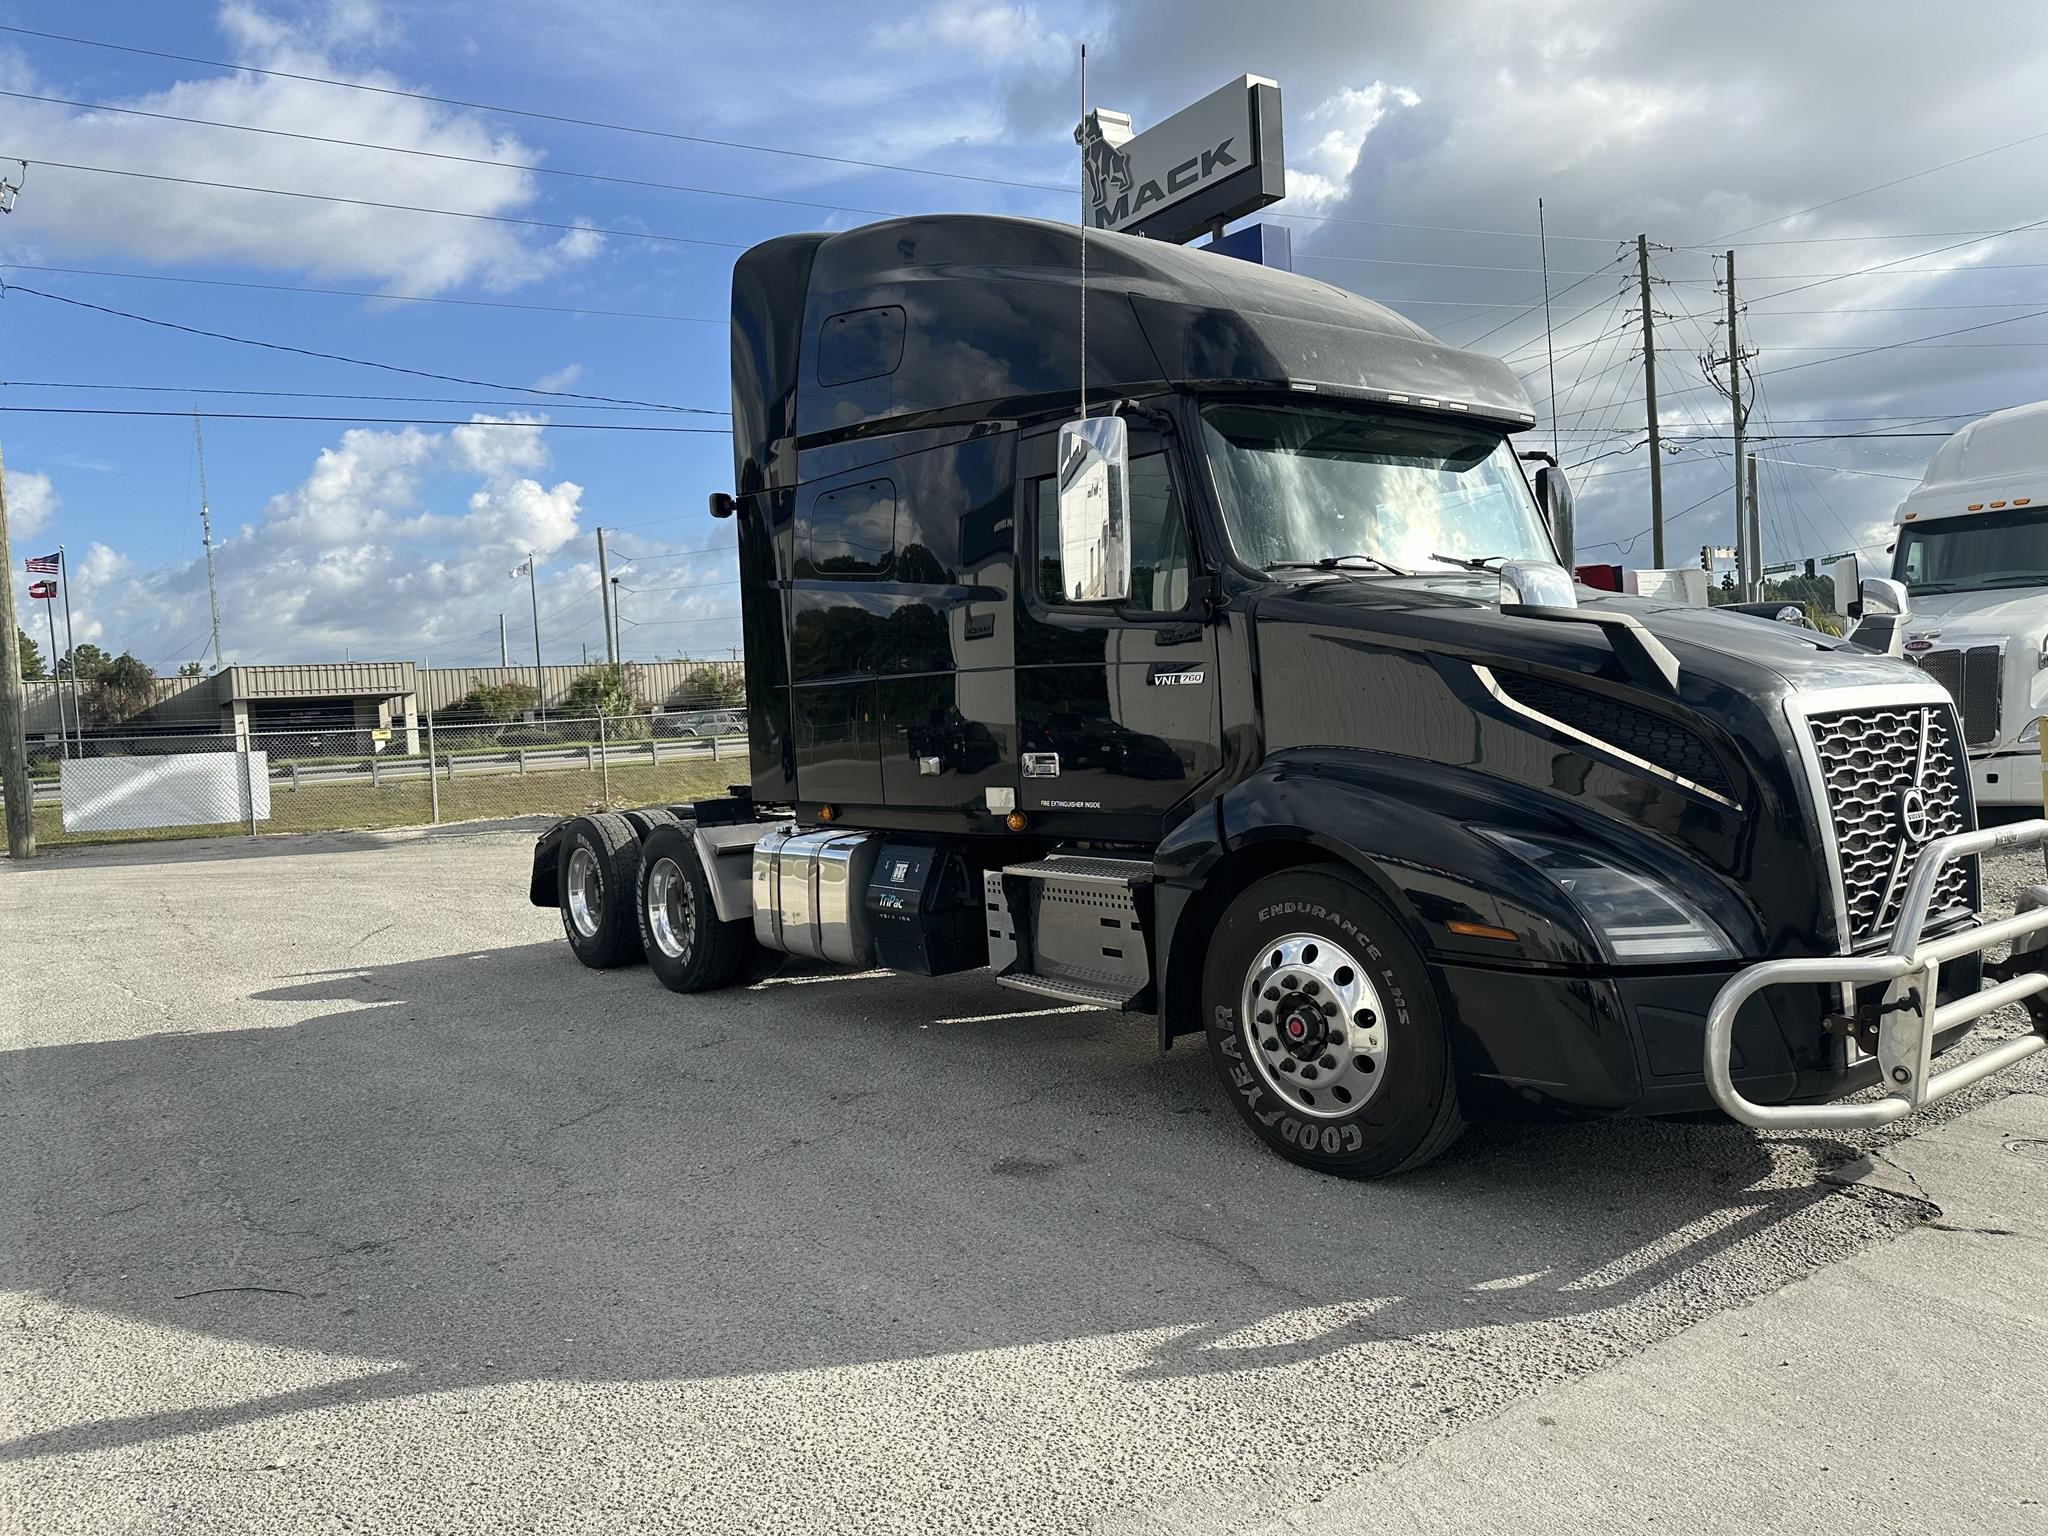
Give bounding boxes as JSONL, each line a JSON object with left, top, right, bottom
{"left": 1077, "top": 42, "right": 1088, "bottom": 421}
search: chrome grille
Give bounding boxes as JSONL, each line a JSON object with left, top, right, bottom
{"left": 1806, "top": 703, "right": 1974, "bottom": 944}
{"left": 1910, "top": 645, "right": 2003, "bottom": 747}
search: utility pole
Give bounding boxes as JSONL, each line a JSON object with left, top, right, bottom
{"left": 192, "top": 409, "right": 224, "bottom": 672}
{"left": 1747, "top": 454, "right": 1762, "bottom": 599}
{"left": 1636, "top": 234, "right": 1665, "bottom": 569}
{"left": 0, "top": 440, "right": 37, "bottom": 857}
{"left": 498, "top": 612, "right": 509, "bottom": 667}
{"left": 596, "top": 525, "right": 617, "bottom": 667}
{"left": 1725, "top": 249, "right": 1749, "bottom": 599}
{"left": 524, "top": 553, "right": 545, "bottom": 719}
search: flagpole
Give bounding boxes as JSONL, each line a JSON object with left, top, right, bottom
{"left": 41, "top": 589, "right": 63, "bottom": 757}
{"left": 57, "top": 544, "right": 79, "bottom": 757}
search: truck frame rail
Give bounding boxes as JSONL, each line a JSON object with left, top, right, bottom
{"left": 1705, "top": 820, "right": 2048, "bottom": 1129}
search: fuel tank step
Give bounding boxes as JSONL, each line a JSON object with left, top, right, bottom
{"left": 985, "top": 854, "right": 1153, "bottom": 1010}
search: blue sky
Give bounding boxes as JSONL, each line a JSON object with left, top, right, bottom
{"left": 2, "top": 0, "right": 2044, "bottom": 668}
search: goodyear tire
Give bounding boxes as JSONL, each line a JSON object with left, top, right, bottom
{"left": 557, "top": 813, "right": 644, "bottom": 969}
{"left": 635, "top": 823, "right": 752, "bottom": 993}
{"left": 1203, "top": 867, "right": 1465, "bottom": 1178}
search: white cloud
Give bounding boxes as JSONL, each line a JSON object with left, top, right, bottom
{"left": 1282, "top": 83, "right": 1422, "bottom": 216}
{"left": 0, "top": 2, "right": 602, "bottom": 294}
{"left": 6, "top": 468, "right": 59, "bottom": 539}
{"left": 530, "top": 363, "right": 585, "bottom": 394}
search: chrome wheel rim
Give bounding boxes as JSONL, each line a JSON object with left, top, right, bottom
{"left": 1240, "top": 932, "right": 1390, "bottom": 1119}
{"left": 645, "top": 856, "right": 695, "bottom": 960}
{"left": 565, "top": 845, "right": 602, "bottom": 938}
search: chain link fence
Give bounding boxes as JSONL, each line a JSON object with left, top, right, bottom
{"left": 12, "top": 711, "right": 749, "bottom": 847}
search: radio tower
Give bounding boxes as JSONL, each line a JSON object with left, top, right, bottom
{"left": 192, "top": 408, "right": 225, "bottom": 672}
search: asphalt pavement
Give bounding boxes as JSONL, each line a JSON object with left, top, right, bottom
{"left": 2, "top": 823, "right": 2043, "bottom": 1534}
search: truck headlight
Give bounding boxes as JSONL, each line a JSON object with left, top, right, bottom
{"left": 1481, "top": 832, "right": 1736, "bottom": 963}
{"left": 2021, "top": 716, "right": 2041, "bottom": 746}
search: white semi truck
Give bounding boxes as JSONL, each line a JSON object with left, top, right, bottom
{"left": 1872, "top": 401, "right": 2048, "bottom": 812}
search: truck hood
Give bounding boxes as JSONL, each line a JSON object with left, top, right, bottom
{"left": 1903, "top": 586, "right": 2048, "bottom": 645}
{"left": 1254, "top": 572, "right": 1893, "bottom": 695}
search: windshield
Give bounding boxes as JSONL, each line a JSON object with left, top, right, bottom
{"left": 1198, "top": 402, "right": 1554, "bottom": 573}
{"left": 1894, "top": 505, "right": 2048, "bottom": 594}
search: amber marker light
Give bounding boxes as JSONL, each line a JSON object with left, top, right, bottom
{"left": 1005, "top": 810, "right": 1029, "bottom": 832}
{"left": 817, "top": 804, "right": 836, "bottom": 822}
{"left": 1446, "top": 920, "right": 1519, "bottom": 942}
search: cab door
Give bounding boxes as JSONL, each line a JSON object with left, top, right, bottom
{"left": 1014, "top": 421, "right": 1220, "bottom": 840}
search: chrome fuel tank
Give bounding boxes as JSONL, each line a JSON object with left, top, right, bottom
{"left": 750, "top": 827, "right": 880, "bottom": 965}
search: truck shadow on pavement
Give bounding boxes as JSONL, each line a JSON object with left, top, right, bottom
{"left": 2, "top": 941, "right": 1909, "bottom": 1464}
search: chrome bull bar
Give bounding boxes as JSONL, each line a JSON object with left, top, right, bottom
{"left": 1705, "top": 819, "right": 2048, "bottom": 1129}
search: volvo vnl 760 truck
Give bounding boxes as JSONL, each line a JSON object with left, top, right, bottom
{"left": 530, "top": 216, "right": 2048, "bottom": 1177}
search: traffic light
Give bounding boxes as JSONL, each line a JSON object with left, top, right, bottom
{"left": 1700, "top": 545, "right": 1712, "bottom": 572}
{"left": 1803, "top": 558, "right": 1817, "bottom": 579}
{"left": 1720, "top": 571, "right": 1736, "bottom": 593}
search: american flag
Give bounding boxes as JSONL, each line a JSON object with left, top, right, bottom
{"left": 24, "top": 552, "right": 59, "bottom": 574}
{"left": 27, "top": 580, "right": 56, "bottom": 600}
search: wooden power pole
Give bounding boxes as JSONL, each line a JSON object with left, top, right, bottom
{"left": 0, "top": 440, "right": 38, "bottom": 857}
{"left": 1636, "top": 235, "right": 1664, "bottom": 569}
{"left": 1725, "top": 249, "right": 1749, "bottom": 597}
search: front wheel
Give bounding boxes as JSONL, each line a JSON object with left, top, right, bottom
{"left": 636, "top": 823, "right": 753, "bottom": 993}
{"left": 1202, "top": 867, "right": 1465, "bottom": 1178}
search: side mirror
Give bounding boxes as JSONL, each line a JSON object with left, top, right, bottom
{"left": 1534, "top": 466, "right": 1575, "bottom": 566}
{"left": 708, "top": 492, "right": 736, "bottom": 519}
{"left": 1858, "top": 576, "right": 1909, "bottom": 618}
{"left": 1498, "top": 559, "right": 1579, "bottom": 610}
{"left": 1056, "top": 416, "right": 1130, "bottom": 603}
{"left": 1831, "top": 554, "right": 1860, "bottom": 619}
{"left": 1844, "top": 576, "right": 1912, "bottom": 657}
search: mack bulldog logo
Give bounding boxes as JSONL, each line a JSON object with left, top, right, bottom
{"left": 1075, "top": 113, "right": 1134, "bottom": 217}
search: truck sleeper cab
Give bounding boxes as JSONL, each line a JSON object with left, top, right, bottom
{"left": 531, "top": 215, "right": 2048, "bottom": 1177}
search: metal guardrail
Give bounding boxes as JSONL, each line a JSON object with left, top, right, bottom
{"left": 1705, "top": 819, "right": 2048, "bottom": 1129}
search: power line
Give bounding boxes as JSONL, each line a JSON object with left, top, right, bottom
{"left": 0, "top": 284, "right": 724, "bottom": 413}
{"left": 0, "top": 264, "right": 722, "bottom": 323}
{"left": 1746, "top": 213, "right": 2048, "bottom": 304}
{"left": 0, "top": 23, "right": 1076, "bottom": 195}
{"left": 15, "top": 158, "right": 750, "bottom": 253}
{"left": 1667, "top": 261, "right": 2048, "bottom": 283}
{"left": 0, "top": 406, "right": 727, "bottom": 431}
{"left": 0, "top": 379, "right": 690, "bottom": 412}
{"left": 1717, "top": 126, "right": 2048, "bottom": 240}
{"left": 1296, "top": 252, "right": 1608, "bottom": 277}
{"left": 0, "top": 87, "right": 909, "bottom": 221}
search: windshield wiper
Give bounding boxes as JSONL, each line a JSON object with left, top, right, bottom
{"left": 1266, "top": 552, "right": 1413, "bottom": 576}
{"left": 1428, "top": 552, "right": 1508, "bottom": 573}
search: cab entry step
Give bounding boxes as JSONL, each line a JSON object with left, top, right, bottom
{"left": 986, "top": 855, "right": 1153, "bottom": 1008}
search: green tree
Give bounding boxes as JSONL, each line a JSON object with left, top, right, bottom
{"left": 86, "top": 652, "right": 157, "bottom": 724}
{"left": 563, "top": 668, "right": 636, "bottom": 720}
{"left": 59, "top": 642, "right": 111, "bottom": 683}
{"left": 453, "top": 680, "right": 539, "bottom": 721}
{"left": 177, "top": 660, "right": 205, "bottom": 679}
{"left": 670, "top": 662, "right": 744, "bottom": 709}
{"left": 17, "top": 627, "right": 44, "bottom": 680}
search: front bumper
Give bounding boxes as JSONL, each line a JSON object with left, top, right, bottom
{"left": 1437, "top": 947, "right": 1988, "bottom": 1121}
{"left": 1704, "top": 821, "right": 2048, "bottom": 1130}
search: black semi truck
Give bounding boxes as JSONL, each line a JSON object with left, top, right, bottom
{"left": 532, "top": 214, "right": 2048, "bottom": 1177}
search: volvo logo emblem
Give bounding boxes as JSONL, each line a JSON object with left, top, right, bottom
{"left": 1896, "top": 786, "right": 1933, "bottom": 845}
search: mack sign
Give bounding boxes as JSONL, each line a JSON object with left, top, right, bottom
{"left": 1077, "top": 75, "right": 1285, "bottom": 244}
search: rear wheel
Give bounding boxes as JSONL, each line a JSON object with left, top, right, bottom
{"left": 1202, "top": 866, "right": 1465, "bottom": 1178}
{"left": 557, "top": 813, "right": 644, "bottom": 969}
{"left": 636, "top": 823, "right": 752, "bottom": 993}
